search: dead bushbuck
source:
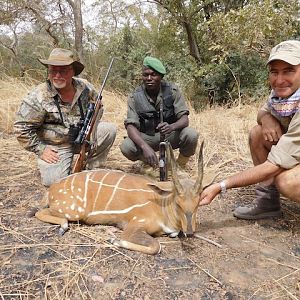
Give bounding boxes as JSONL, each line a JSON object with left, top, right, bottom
{"left": 36, "top": 142, "right": 204, "bottom": 254}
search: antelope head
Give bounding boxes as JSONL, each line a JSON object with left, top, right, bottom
{"left": 168, "top": 141, "right": 204, "bottom": 236}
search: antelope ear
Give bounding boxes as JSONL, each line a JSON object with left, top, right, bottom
{"left": 147, "top": 182, "right": 173, "bottom": 197}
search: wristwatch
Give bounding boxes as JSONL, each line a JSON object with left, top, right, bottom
{"left": 220, "top": 181, "right": 227, "bottom": 196}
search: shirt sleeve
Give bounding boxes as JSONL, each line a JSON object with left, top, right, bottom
{"left": 260, "top": 102, "right": 270, "bottom": 113}
{"left": 172, "top": 85, "right": 189, "bottom": 119}
{"left": 267, "top": 110, "right": 300, "bottom": 169}
{"left": 14, "top": 89, "right": 47, "bottom": 156}
{"left": 86, "top": 81, "right": 98, "bottom": 104}
{"left": 124, "top": 94, "right": 140, "bottom": 129}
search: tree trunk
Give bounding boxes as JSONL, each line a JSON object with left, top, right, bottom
{"left": 182, "top": 20, "right": 201, "bottom": 65}
{"left": 66, "top": 0, "right": 84, "bottom": 64}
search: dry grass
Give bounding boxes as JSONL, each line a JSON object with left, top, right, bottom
{"left": 1, "top": 77, "right": 299, "bottom": 299}
{"left": 0, "top": 75, "right": 262, "bottom": 177}
{"left": 0, "top": 76, "right": 261, "bottom": 165}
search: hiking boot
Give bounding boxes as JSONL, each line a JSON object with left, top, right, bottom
{"left": 233, "top": 184, "right": 282, "bottom": 220}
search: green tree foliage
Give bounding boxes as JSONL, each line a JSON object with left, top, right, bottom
{"left": 0, "top": 0, "right": 300, "bottom": 106}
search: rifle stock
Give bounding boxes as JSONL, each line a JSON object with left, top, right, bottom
{"left": 159, "top": 100, "right": 168, "bottom": 181}
{"left": 72, "top": 143, "right": 86, "bottom": 173}
{"left": 71, "top": 58, "right": 115, "bottom": 173}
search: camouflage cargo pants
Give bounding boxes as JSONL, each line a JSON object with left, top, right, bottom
{"left": 38, "top": 121, "right": 117, "bottom": 186}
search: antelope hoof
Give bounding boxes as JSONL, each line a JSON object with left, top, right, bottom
{"left": 58, "top": 226, "right": 69, "bottom": 236}
{"left": 107, "top": 238, "right": 119, "bottom": 246}
{"left": 107, "top": 237, "right": 114, "bottom": 244}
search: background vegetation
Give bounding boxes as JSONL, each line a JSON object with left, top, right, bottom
{"left": 1, "top": 0, "right": 300, "bottom": 108}
{"left": 0, "top": 2, "right": 300, "bottom": 298}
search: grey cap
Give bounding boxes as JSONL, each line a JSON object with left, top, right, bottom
{"left": 267, "top": 40, "right": 300, "bottom": 65}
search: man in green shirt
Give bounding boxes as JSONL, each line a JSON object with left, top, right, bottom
{"left": 120, "top": 56, "right": 199, "bottom": 174}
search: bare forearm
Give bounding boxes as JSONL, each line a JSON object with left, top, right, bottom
{"left": 127, "top": 124, "right": 148, "bottom": 149}
{"left": 257, "top": 110, "right": 269, "bottom": 124}
{"left": 199, "top": 161, "right": 284, "bottom": 205}
{"left": 223, "top": 161, "right": 283, "bottom": 189}
{"left": 171, "top": 114, "right": 189, "bottom": 131}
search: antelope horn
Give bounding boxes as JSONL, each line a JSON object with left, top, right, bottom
{"left": 167, "top": 143, "right": 184, "bottom": 194}
{"left": 193, "top": 141, "right": 204, "bottom": 194}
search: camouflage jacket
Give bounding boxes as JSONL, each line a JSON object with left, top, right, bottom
{"left": 14, "top": 78, "right": 101, "bottom": 156}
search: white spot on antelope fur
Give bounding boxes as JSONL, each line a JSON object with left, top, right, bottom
{"left": 132, "top": 216, "right": 137, "bottom": 220}
{"left": 58, "top": 189, "right": 63, "bottom": 193}
{"left": 70, "top": 196, "right": 74, "bottom": 199}
{"left": 78, "top": 188, "right": 82, "bottom": 192}
{"left": 158, "top": 222, "right": 178, "bottom": 235}
{"left": 88, "top": 202, "right": 151, "bottom": 217}
{"left": 58, "top": 209, "right": 63, "bottom": 213}
{"left": 63, "top": 201, "right": 66, "bottom": 205}
{"left": 138, "top": 219, "right": 145, "bottom": 223}
{"left": 61, "top": 222, "right": 68, "bottom": 230}
{"left": 118, "top": 240, "right": 129, "bottom": 248}
{"left": 71, "top": 175, "right": 76, "bottom": 193}
{"left": 76, "top": 195, "right": 83, "bottom": 201}
{"left": 169, "top": 232, "right": 180, "bottom": 238}
{"left": 65, "top": 213, "right": 71, "bottom": 219}
{"left": 78, "top": 207, "right": 84, "bottom": 213}
{"left": 75, "top": 215, "right": 79, "bottom": 219}
{"left": 70, "top": 204, "right": 76, "bottom": 210}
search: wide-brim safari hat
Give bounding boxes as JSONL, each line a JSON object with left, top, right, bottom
{"left": 38, "top": 48, "right": 84, "bottom": 76}
{"left": 267, "top": 40, "right": 300, "bottom": 66}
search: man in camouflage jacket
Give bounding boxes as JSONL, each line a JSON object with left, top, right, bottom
{"left": 14, "top": 48, "right": 116, "bottom": 186}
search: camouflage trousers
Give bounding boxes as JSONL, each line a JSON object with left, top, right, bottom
{"left": 38, "top": 122, "right": 117, "bottom": 186}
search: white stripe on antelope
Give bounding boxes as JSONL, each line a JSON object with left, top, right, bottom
{"left": 35, "top": 142, "right": 204, "bottom": 255}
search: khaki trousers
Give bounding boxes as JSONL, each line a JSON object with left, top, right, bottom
{"left": 38, "top": 122, "right": 117, "bottom": 186}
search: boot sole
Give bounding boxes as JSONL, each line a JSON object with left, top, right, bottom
{"left": 233, "top": 210, "right": 282, "bottom": 220}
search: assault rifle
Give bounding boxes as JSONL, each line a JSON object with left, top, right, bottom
{"left": 72, "top": 58, "right": 115, "bottom": 173}
{"left": 158, "top": 100, "right": 168, "bottom": 181}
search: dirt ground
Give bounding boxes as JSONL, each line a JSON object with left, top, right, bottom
{"left": 0, "top": 134, "right": 299, "bottom": 300}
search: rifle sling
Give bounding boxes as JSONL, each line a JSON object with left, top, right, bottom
{"left": 53, "top": 94, "right": 86, "bottom": 127}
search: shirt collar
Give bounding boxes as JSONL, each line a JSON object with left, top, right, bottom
{"left": 142, "top": 83, "right": 163, "bottom": 108}
{"left": 47, "top": 78, "right": 85, "bottom": 108}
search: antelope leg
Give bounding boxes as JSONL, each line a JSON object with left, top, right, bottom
{"left": 35, "top": 208, "right": 69, "bottom": 235}
{"left": 109, "top": 225, "right": 161, "bottom": 255}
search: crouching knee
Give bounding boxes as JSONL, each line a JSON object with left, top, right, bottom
{"left": 275, "top": 169, "right": 300, "bottom": 201}
{"left": 119, "top": 137, "right": 140, "bottom": 161}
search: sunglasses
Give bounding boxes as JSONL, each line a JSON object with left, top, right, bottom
{"left": 48, "top": 67, "right": 73, "bottom": 75}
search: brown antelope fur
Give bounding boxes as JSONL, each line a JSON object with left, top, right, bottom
{"left": 35, "top": 142, "right": 204, "bottom": 255}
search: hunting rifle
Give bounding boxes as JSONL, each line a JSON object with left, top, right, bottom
{"left": 158, "top": 100, "right": 168, "bottom": 181}
{"left": 72, "top": 58, "right": 115, "bottom": 173}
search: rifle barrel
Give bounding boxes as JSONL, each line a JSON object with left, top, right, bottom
{"left": 72, "top": 58, "right": 115, "bottom": 173}
{"left": 96, "top": 57, "right": 115, "bottom": 102}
